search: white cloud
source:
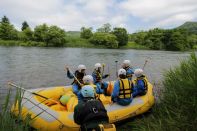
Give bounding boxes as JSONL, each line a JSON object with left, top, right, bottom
{"left": 156, "top": 13, "right": 195, "bottom": 27}
{"left": 0, "top": 0, "right": 121, "bottom": 31}
{"left": 0, "top": 0, "right": 196, "bottom": 32}
{"left": 120, "top": 0, "right": 197, "bottom": 28}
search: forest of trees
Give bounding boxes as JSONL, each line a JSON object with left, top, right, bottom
{"left": 81, "top": 23, "right": 128, "bottom": 48}
{"left": 0, "top": 15, "right": 197, "bottom": 50}
{"left": 80, "top": 22, "right": 197, "bottom": 51}
{"left": 0, "top": 16, "right": 67, "bottom": 47}
{"left": 129, "top": 28, "right": 197, "bottom": 51}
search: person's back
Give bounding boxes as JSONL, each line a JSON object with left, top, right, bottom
{"left": 132, "top": 68, "right": 148, "bottom": 97}
{"left": 74, "top": 85, "right": 109, "bottom": 131}
{"left": 92, "top": 63, "right": 109, "bottom": 95}
{"left": 122, "top": 60, "right": 134, "bottom": 81}
{"left": 111, "top": 68, "right": 133, "bottom": 106}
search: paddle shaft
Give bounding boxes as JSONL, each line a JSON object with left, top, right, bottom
{"left": 115, "top": 61, "right": 118, "bottom": 77}
{"left": 68, "top": 68, "right": 83, "bottom": 86}
{"left": 108, "top": 65, "right": 110, "bottom": 81}
{"left": 142, "top": 60, "right": 148, "bottom": 70}
{"left": 8, "top": 82, "right": 59, "bottom": 104}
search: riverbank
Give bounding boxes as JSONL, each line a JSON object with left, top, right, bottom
{"left": 120, "top": 41, "right": 149, "bottom": 50}
{"left": 118, "top": 53, "right": 197, "bottom": 131}
{"left": 0, "top": 39, "right": 148, "bottom": 49}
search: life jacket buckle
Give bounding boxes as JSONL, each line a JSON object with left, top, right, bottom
{"left": 92, "top": 107, "right": 98, "bottom": 113}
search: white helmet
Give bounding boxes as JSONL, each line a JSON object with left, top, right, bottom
{"left": 123, "top": 60, "right": 131, "bottom": 67}
{"left": 118, "top": 68, "right": 126, "bottom": 76}
{"left": 83, "top": 75, "right": 93, "bottom": 84}
{"left": 134, "top": 68, "right": 143, "bottom": 77}
{"left": 94, "top": 63, "right": 102, "bottom": 70}
{"left": 78, "top": 64, "right": 86, "bottom": 72}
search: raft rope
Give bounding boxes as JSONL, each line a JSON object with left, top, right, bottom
{"left": 9, "top": 82, "right": 78, "bottom": 129}
{"left": 23, "top": 97, "right": 66, "bottom": 129}
{"left": 21, "top": 89, "right": 48, "bottom": 117}
{"left": 8, "top": 82, "right": 59, "bottom": 104}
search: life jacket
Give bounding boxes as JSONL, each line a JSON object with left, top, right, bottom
{"left": 93, "top": 70, "right": 102, "bottom": 82}
{"left": 119, "top": 79, "right": 133, "bottom": 99}
{"left": 134, "top": 75, "right": 148, "bottom": 94}
{"left": 72, "top": 70, "right": 85, "bottom": 87}
{"left": 80, "top": 99, "right": 109, "bottom": 124}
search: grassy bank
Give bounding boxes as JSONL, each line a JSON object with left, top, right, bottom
{"left": 0, "top": 39, "right": 150, "bottom": 49}
{"left": 64, "top": 37, "right": 106, "bottom": 48}
{"left": 0, "top": 38, "right": 106, "bottom": 48}
{"left": 0, "top": 88, "right": 31, "bottom": 131}
{"left": 120, "top": 41, "right": 149, "bottom": 49}
{"left": 0, "top": 39, "right": 45, "bottom": 47}
{"left": 118, "top": 53, "right": 197, "bottom": 131}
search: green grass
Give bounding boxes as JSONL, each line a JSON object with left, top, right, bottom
{"left": 0, "top": 38, "right": 106, "bottom": 48}
{"left": 0, "top": 88, "right": 32, "bottom": 131}
{"left": 65, "top": 36, "right": 106, "bottom": 48}
{"left": 120, "top": 41, "right": 149, "bottom": 49}
{"left": 65, "top": 37, "right": 93, "bottom": 47}
{"left": 118, "top": 53, "right": 197, "bottom": 131}
{"left": 0, "top": 39, "right": 150, "bottom": 49}
{"left": 0, "top": 39, "right": 45, "bottom": 47}
{"left": 193, "top": 45, "right": 197, "bottom": 49}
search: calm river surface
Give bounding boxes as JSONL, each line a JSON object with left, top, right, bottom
{"left": 0, "top": 46, "right": 193, "bottom": 104}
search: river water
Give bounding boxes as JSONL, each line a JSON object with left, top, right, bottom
{"left": 0, "top": 46, "right": 192, "bottom": 105}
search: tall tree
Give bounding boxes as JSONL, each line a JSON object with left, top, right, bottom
{"left": 80, "top": 27, "right": 93, "bottom": 39}
{"left": 112, "top": 27, "right": 128, "bottom": 46}
{"left": 34, "top": 24, "right": 49, "bottom": 43}
{"left": 0, "top": 16, "right": 18, "bottom": 40}
{"left": 129, "top": 31, "right": 147, "bottom": 45}
{"left": 1, "top": 16, "right": 9, "bottom": 23}
{"left": 142, "top": 28, "right": 164, "bottom": 49}
{"left": 187, "top": 34, "right": 197, "bottom": 49}
{"left": 97, "top": 23, "right": 111, "bottom": 33}
{"left": 20, "top": 27, "right": 33, "bottom": 41}
{"left": 168, "top": 30, "right": 188, "bottom": 51}
{"left": 46, "top": 26, "right": 67, "bottom": 47}
{"left": 89, "top": 32, "right": 118, "bottom": 48}
{"left": 21, "top": 21, "right": 29, "bottom": 31}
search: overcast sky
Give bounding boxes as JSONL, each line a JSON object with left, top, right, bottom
{"left": 0, "top": 0, "right": 197, "bottom": 33}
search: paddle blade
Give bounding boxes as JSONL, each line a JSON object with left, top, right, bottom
{"left": 107, "top": 82, "right": 113, "bottom": 95}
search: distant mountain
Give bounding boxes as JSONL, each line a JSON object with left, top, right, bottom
{"left": 66, "top": 31, "right": 80, "bottom": 37}
{"left": 177, "top": 21, "right": 197, "bottom": 34}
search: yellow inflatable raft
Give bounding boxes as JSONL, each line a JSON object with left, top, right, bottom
{"left": 11, "top": 82, "right": 154, "bottom": 131}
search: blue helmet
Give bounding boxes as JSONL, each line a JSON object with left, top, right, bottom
{"left": 81, "top": 85, "right": 95, "bottom": 98}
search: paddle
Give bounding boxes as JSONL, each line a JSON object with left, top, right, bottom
{"left": 97, "top": 63, "right": 105, "bottom": 97}
{"left": 115, "top": 61, "right": 118, "bottom": 78}
{"left": 7, "top": 82, "right": 59, "bottom": 104}
{"left": 101, "top": 63, "right": 105, "bottom": 77}
{"left": 142, "top": 57, "right": 151, "bottom": 70}
{"left": 107, "top": 64, "right": 113, "bottom": 95}
{"left": 64, "top": 65, "right": 83, "bottom": 86}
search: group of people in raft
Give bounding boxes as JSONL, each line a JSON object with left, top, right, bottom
{"left": 60, "top": 60, "right": 148, "bottom": 131}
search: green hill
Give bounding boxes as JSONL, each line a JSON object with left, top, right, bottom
{"left": 66, "top": 31, "right": 80, "bottom": 38}
{"left": 177, "top": 21, "right": 197, "bottom": 34}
